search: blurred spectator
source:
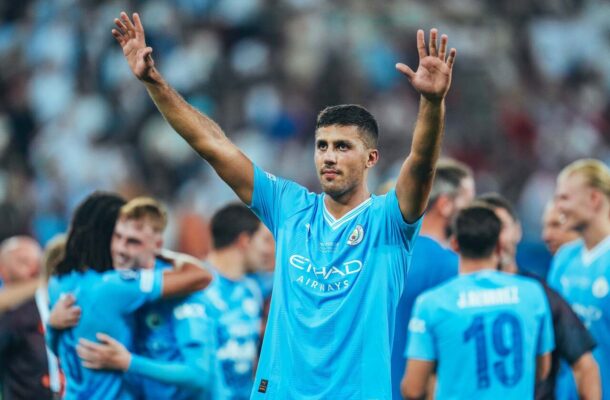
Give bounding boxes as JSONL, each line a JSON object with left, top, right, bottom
{"left": 0, "top": 0, "right": 609, "bottom": 258}
{"left": 0, "top": 236, "right": 61, "bottom": 399}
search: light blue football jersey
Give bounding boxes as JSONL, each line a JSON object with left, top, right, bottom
{"left": 391, "top": 235, "right": 458, "bottom": 399}
{"left": 131, "top": 259, "right": 212, "bottom": 400}
{"left": 406, "top": 270, "right": 554, "bottom": 400}
{"left": 249, "top": 165, "right": 422, "bottom": 399}
{"left": 203, "top": 266, "right": 264, "bottom": 400}
{"left": 47, "top": 268, "right": 163, "bottom": 400}
{"left": 548, "top": 237, "right": 610, "bottom": 400}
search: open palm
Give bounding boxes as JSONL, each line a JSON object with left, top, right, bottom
{"left": 396, "top": 29, "right": 456, "bottom": 103}
{"left": 112, "top": 12, "right": 155, "bottom": 82}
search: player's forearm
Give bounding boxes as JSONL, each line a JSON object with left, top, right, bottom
{"left": 573, "top": 353, "right": 601, "bottom": 400}
{"left": 128, "top": 354, "right": 209, "bottom": 389}
{"left": 409, "top": 96, "right": 445, "bottom": 173}
{"left": 0, "top": 279, "right": 38, "bottom": 314}
{"left": 396, "top": 97, "right": 445, "bottom": 221}
{"left": 143, "top": 68, "right": 228, "bottom": 159}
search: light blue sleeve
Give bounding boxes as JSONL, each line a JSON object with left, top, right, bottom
{"left": 405, "top": 295, "right": 437, "bottom": 361}
{"left": 536, "top": 286, "right": 555, "bottom": 355}
{"left": 384, "top": 189, "right": 423, "bottom": 252}
{"left": 249, "top": 165, "right": 311, "bottom": 236}
{"left": 128, "top": 355, "right": 208, "bottom": 390}
{"left": 103, "top": 269, "right": 164, "bottom": 314}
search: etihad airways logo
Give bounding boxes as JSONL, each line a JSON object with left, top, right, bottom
{"left": 289, "top": 254, "right": 363, "bottom": 292}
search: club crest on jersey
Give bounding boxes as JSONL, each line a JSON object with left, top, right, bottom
{"left": 347, "top": 225, "right": 364, "bottom": 246}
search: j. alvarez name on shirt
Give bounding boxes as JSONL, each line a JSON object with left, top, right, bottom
{"left": 289, "top": 254, "right": 362, "bottom": 292}
{"left": 457, "top": 286, "right": 520, "bottom": 309}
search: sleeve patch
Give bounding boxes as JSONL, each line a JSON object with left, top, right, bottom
{"left": 408, "top": 317, "right": 427, "bottom": 333}
{"left": 139, "top": 269, "right": 154, "bottom": 293}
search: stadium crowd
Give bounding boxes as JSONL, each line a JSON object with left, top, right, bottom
{"left": 0, "top": 0, "right": 610, "bottom": 399}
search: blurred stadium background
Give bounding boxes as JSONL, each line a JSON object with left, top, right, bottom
{"left": 1, "top": 0, "right": 609, "bottom": 276}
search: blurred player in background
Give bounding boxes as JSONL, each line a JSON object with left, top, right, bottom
{"left": 542, "top": 201, "right": 579, "bottom": 256}
{"left": 201, "top": 203, "right": 273, "bottom": 399}
{"left": 402, "top": 205, "right": 554, "bottom": 399}
{"left": 74, "top": 197, "right": 214, "bottom": 399}
{"left": 478, "top": 192, "right": 600, "bottom": 400}
{"left": 113, "top": 10, "right": 456, "bottom": 398}
{"left": 548, "top": 159, "right": 610, "bottom": 400}
{"left": 47, "top": 192, "right": 212, "bottom": 400}
{"left": 390, "top": 158, "right": 474, "bottom": 399}
{"left": 0, "top": 236, "right": 60, "bottom": 399}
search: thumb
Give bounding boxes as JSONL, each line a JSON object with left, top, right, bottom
{"left": 62, "top": 293, "right": 76, "bottom": 306}
{"left": 395, "top": 63, "right": 415, "bottom": 81}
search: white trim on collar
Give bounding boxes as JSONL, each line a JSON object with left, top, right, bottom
{"left": 322, "top": 195, "right": 372, "bottom": 231}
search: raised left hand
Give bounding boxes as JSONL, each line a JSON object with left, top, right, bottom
{"left": 396, "top": 29, "right": 456, "bottom": 103}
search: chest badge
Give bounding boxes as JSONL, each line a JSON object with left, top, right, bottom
{"left": 347, "top": 225, "right": 364, "bottom": 246}
{"left": 592, "top": 277, "right": 609, "bottom": 299}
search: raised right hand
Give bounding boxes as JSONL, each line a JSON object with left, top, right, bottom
{"left": 112, "top": 12, "right": 155, "bottom": 82}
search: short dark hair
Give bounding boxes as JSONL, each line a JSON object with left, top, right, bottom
{"left": 476, "top": 192, "right": 517, "bottom": 221}
{"left": 428, "top": 158, "right": 473, "bottom": 208}
{"left": 453, "top": 205, "right": 501, "bottom": 259}
{"left": 211, "top": 203, "right": 261, "bottom": 250}
{"left": 316, "top": 104, "right": 379, "bottom": 148}
{"left": 56, "top": 192, "right": 126, "bottom": 276}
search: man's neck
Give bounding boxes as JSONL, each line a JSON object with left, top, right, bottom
{"left": 207, "top": 248, "right": 246, "bottom": 281}
{"left": 324, "top": 186, "right": 371, "bottom": 220}
{"left": 581, "top": 219, "right": 610, "bottom": 250}
{"left": 459, "top": 256, "right": 498, "bottom": 275}
{"left": 420, "top": 213, "right": 448, "bottom": 246}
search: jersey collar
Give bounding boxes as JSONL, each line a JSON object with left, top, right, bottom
{"left": 322, "top": 195, "right": 372, "bottom": 231}
{"left": 581, "top": 234, "right": 610, "bottom": 266}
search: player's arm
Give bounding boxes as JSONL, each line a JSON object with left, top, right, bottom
{"left": 394, "top": 29, "right": 456, "bottom": 222}
{"left": 535, "top": 352, "right": 551, "bottom": 381}
{"left": 0, "top": 279, "right": 38, "bottom": 314}
{"left": 158, "top": 251, "right": 212, "bottom": 297}
{"left": 112, "top": 12, "right": 253, "bottom": 204}
{"left": 401, "top": 359, "right": 435, "bottom": 400}
{"left": 77, "top": 334, "right": 208, "bottom": 390}
{"left": 572, "top": 353, "right": 601, "bottom": 400}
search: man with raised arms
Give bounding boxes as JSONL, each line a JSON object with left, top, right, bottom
{"left": 112, "top": 11, "right": 456, "bottom": 398}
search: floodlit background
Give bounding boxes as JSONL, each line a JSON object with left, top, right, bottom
{"left": 1, "top": 0, "right": 609, "bottom": 274}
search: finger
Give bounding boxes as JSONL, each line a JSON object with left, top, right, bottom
{"left": 438, "top": 34, "right": 448, "bottom": 61}
{"left": 396, "top": 63, "right": 416, "bottom": 81}
{"left": 133, "top": 13, "right": 145, "bottom": 33}
{"left": 429, "top": 28, "right": 438, "bottom": 57}
{"left": 112, "top": 29, "right": 126, "bottom": 45}
{"left": 447, "top": 48, "right": 457, "bottom": 69}
{"left": 81, "top": 361, "right": 101, "bottom": 370}
{"left": 96, "top": 332, "right": 115, "bottom": 344}
{"left": 78, "top": 338, "right": 102, "bottom": 352}
{"left": 76, "top": 345, "right": 95, "bottom": 361}
{"left": 120, "top": 12, "right": 136, "bottom": 36}
{"left": 114, "top": 18, "right": 127, "bottom": 34}
{"left": 416, "top": 29, "right": 426, "bottom": 60}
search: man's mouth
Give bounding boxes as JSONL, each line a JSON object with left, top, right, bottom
{"left": 321, "top": 169, "right": 340, "bottom": 179}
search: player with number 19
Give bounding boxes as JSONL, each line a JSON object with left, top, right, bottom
{"left": 402, "top": 206, "right": 554, "bottom": 400}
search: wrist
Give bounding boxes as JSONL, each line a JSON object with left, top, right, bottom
{"left": 121, "top": 352, "right": 132, "bottom": 372}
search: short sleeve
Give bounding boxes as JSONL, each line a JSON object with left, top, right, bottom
{"left": 249, "top": 165, "right": 311, "bottom": 236}
{"left": 536, "top": 288, "right": 555, "bottom": 356}
{"left": 546, "top": 287, "right": 596, "bottom": 364}
{"left": 384, "top": 189, "right": 423, "bottom": 252}
{"left": 102, "top": 269, "right": 164, "bottom": 314}
{"left": 405, "top": 295, "right": 437, "bottom": 361}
